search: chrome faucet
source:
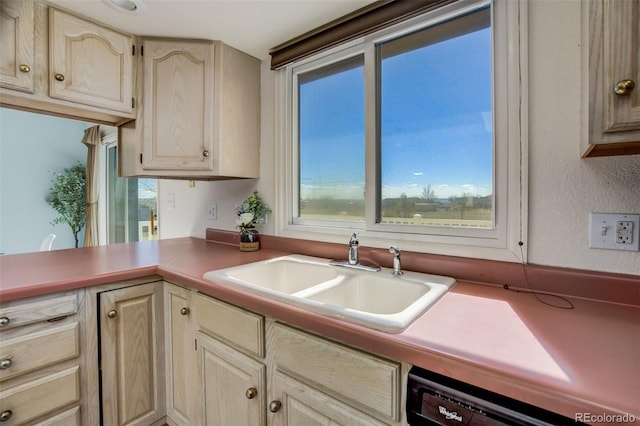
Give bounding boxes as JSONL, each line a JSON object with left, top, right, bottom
{"left": 329, "top": 233, "right": 381, "bottom": 272}
{"left": 389, "top": 246, "right": 403, "bottom": 276}
{"left": 348, "top": 233, "right": 359, "bottom": 265}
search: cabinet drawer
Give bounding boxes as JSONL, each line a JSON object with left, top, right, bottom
{"left": 272, "top": 324, "right": 401, "bottom": 422}
{"left": 0, "top": 366, "right": 80, "bottom": 426}
{"left": 0, "top": 295, "right": 76, "bottom": 331}
{"left": 194, "top": 293, "right": 264, "bottom": 358}
{"left": 0, "top": 322, "right": 80, "bottom": 382}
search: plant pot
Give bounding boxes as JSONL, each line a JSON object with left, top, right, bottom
{"left": 239, "top": 228, "right": 260, "bottom": 252}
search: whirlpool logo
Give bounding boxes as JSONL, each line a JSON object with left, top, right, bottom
{"left": 438, "top": 405, "right": 463, "bottom": 422}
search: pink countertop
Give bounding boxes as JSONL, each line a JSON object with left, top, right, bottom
{"left": 1, "top": 237, "right": 638, "bottom": 423}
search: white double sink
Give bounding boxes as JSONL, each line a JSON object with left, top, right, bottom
{"left": 203, "top": 254, "right": 455, "bottom": 333}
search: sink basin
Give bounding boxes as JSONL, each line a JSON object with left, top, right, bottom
{"left": 304, "top": 272, "right": 454, "bottom": 332}
{"left": 203, "top": 255, "right": 339, "bottom": 296}
{"left": 203, "top": 254, "right": 455, "bottom": 333}
{"left": 307, "top": 274, "right": 433, "bottom": 315}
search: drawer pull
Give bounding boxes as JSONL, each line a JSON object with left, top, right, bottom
{"left": 269, "top": 400, "right": 282, "bottom": 413}
{"left": 19, "top": 64, "right": 31, "bottom": 73}
{"left": 0, "top": 410, "right": 12, "bottom": 422}
{"left": 180, "top": 307, "right": 190, "bottom": 316}
{"left": 54, "top": 73, "right": 65, "bottom": 82}
{"left": 107, "top": 310, "right": 118, "bottom": 319}
{"left": 0, "top": 359, "right": 12, "bottom": 370}
{"left": 245, "top": 387, "right": 257, "bottom": 399}
{"left": 47, "top": 315, "right": 69, "bottom": 323}
{"left": 0, "top": 317, "right": 9, "bottom": 327}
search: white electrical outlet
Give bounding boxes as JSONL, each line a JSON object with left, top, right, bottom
{"left": 207, "top": 203, "right": 217, "bottom": 220}
{"left": 589, "top": 213, "right": 640, "bottom": 251}
{"left": 616, "top": 221, "right": 634, "bottom": 244}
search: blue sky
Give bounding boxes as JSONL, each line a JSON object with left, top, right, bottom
{"left": 299, "top": 25, "right": 492, "bottom": 201}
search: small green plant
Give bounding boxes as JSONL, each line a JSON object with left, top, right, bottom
{"left": 46, "top": 163, "right": 86, "bottom": 248}
{"left": 236, "top": 190, "right": 271, "bottom": 230}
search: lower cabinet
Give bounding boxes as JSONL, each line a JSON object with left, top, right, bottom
{"left": 197, "top": 332, "right": 266, "bottom": 425}
{"left": 192, "top": 290, "right": 402, "bottom": 426}
{"left": 0, "top": 292, "right": 83, "bottom": 426}
{"left": 99, "top": 281, "right": 165, "bottom": 426}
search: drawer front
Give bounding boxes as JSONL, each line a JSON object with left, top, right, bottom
{"left": 272, "top": 323, "right": 401, "bottom": 422}
{"left": 194, "top": 293, "right": 264, "bottom": 358}
{"left": 32, "top": 406, "right": 80, "bottom": 426}
{"left": 0, "top": 366, "right": 80, "bottom": 426}
{"left": 0, "top": 295, "right": 76, "bottom": 331}
{"left": 0, "top": 322, "right": 80, "bottom": 382}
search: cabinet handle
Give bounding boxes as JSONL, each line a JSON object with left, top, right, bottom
{"left": 245, "top": 387, "right": 257, "bottom": 399}
{"left": 269, "top": 400, "right": 282, "bottom": 413}
{"left": 0, "top": 359, "right": 12, "bottom": 370}
{"left": 0, "top": 410, "right": 12, "bottom": 422}
{"left": 19, "top": 64, "right": 30, "bottom": 73}
{"left": 107, "top": 310, "right": 118, "bottom": 319}
{"left": 0, "top": 317, "right": 9, "bottom": 327}
{"left": 180, "top": 307, "right": 190, "bottom": 316}
{"left": 614, "top": 79, "right": 635, "bottom": 96}
{"left": 202, "top": 150, "right": 209, "bottom": 158}
{"left": 54, "top": 73, "right": 65, "bottom": 82}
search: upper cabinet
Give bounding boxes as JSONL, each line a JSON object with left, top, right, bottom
{"left": 0, "top": 0, "right": 35, "bottom": 92}
{"left": 0, "top": 1, "right": 136, "bottom": 125}
{"left": 120, "top": 38, "right": 261, "bottom": 179}
{"left": 583, "top": 0, "right": 640, "bottom": 157}
{"left": 49, "top": 9, "right": 134, "bottom": 114}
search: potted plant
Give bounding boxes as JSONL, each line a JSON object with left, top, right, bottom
{"left": 236, "top": 190, "right": 271, "bottom": 251}
{"left": 46, "top": 162, "right": 86, "bottom": 248}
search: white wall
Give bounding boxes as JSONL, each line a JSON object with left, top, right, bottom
{"left": 0, "top": 108, "right": 88, "bottom": 254}
{"left": 526, "top": 1, "right": 639, "bottom": 275}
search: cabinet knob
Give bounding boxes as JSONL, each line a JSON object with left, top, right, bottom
{"left": 180, "top": 307, "right": 190, "bottom": 316}
{"left": 0, "top": 359, "right": 12, "bottom": 370}
{"left": 245, "top": 387, "right": 257, "bottom": 399}
{"left": 269, "top": 400, "right": 282, "bottom": 413}
{"left": 54, "top": 73, "right": 65, "bottom": 82}
{"left": 19, "top": 64, "right": 30, "bottom": 73}
{"left": 202, "top": 150, "right": 209, "bottom": 158}
{"left": 0, "top": 410, "right": 12, "bottom": 422}
{"left": 614, "top": 79, "right": 635, "bottom": 96}
{"left": 107, "top": 310, "right": 118, "bottom": 319}
{"left": 0, "top": 317, "right": 9, "bottom": 327}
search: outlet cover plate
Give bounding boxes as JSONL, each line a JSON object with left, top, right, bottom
{"left": 589, "top": 213, "right": 640, "bottom": 251}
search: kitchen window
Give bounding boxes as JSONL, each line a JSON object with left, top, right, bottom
{"left": 276, "top": 0, "right": 527, "bottom": 262}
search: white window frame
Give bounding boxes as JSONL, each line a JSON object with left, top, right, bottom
{"left": 274, "top": 0, "right": 528, "bottom": 262}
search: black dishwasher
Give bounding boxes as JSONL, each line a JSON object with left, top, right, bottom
{"left": 407, "top": 366, "right": 584, "bottom": 425}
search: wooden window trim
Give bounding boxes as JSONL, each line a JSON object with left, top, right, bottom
{"left": 269, "top": 0, "right": 456, "bottom": 70}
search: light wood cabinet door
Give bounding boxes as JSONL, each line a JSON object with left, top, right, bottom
{"left": 49, "top": 8, "right": 134, "bottom": 113}
{"left": 269, "top": 370, "right": 387, "bottom": 426}
{"left": 0, "top": 0, "right": 34, "bottom": 92}
{"left": 165, "top": 284, "right": 196, "bottom": 426}
{"left": 583, "top": 0, "right": 640, "bottom": 156}
{"left": 197, "top": 332, "right": 266, "bottom": 426}
{"left": 99, "top": 282, "right": 165, "bottom": 426}
{"left": 141, "top": 39, "right": 214, "bottom": 171}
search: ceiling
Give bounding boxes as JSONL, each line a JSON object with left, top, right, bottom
{"left": 47, "top": 0, "right": 377, "bottom": 60}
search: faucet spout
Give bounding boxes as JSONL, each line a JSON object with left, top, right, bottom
{"left": 348, "top": 233, "right": 359, "bottom": 265}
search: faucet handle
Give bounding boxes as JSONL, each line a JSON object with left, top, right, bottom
{"left": 389, "top": 246, "right": 400, "bottom": 256}
{"left": 349, "top": 232, "right": 359, "bottom": 246}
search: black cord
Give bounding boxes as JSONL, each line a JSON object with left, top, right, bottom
{"left": 503, "top": 242, "right": 574, "bottom": 310}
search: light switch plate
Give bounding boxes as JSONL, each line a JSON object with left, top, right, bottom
{"left": 589, "top": 213, "right": 640, "bottom": 251}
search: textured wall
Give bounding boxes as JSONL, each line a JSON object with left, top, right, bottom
{"left": 527, "top": 1, "right": 640, "bottom": 274}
